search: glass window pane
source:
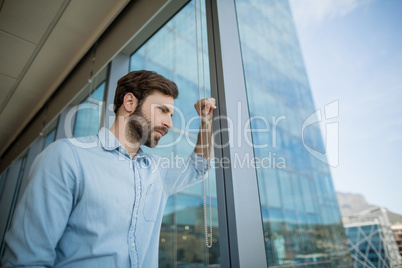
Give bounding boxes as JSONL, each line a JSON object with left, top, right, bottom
{"left": 43, "top": 128, "right": 56, "bottom": 149}
{"left": 234, "top": 0, "right": 351, "bottom": 266}
{"left": 0, "top": 157, "right": 26, "bottom": 253}
{"left": 73, "top": 82, "right": 106, "bottom": 138}
{"left": 129, "top": 1, "right": 219, "bottom": 266}
{"left": 0, "top": 170, "right": 9, "bottom": 203}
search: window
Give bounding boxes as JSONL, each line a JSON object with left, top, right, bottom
{"left": 0, "top": 156, "right": 26, "bottom": 258}
{"left": 73, "top": 82, "right": 106, "bottom": 138}
{"left": 130, "top": 1, "right": 220, "bottom": 266}
{"left": 235, "top": 0, "right": 350, "bottom": 266}
{"left": 43, "top": 128, "right": 56, "bottom": 149}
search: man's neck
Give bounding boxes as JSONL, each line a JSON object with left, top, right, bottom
{"left": 110, "top": 120, "right": 140, "bottom": 159}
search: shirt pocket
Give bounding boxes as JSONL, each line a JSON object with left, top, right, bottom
{"left": 143, "top": 183, "right": 163, "bottom": 222}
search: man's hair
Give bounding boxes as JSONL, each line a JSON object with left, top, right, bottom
{"left": 113, "top": 70, "right": 179, "bottom": 114}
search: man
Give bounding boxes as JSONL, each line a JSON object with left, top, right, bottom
{"left": 1, "top": 70, "right": 216, "bottom": 267}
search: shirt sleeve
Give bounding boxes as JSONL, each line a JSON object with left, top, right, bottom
{"left": 161, "top": 151, "right": 213, "bottom": 196}
{"left": 1, "top": 140, "right": 80, "bottom": 267}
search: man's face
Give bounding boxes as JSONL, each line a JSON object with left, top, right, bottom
{"left": 126, "top": 91, "right": 174, "bottom": 148}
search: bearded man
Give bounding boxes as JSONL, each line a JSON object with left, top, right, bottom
{"left": 1, "top": 70, "right": 216, "bottom": 268}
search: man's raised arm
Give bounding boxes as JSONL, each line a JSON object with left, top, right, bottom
{"left": 193, "top": 98, "right": 216, "bottom": 160}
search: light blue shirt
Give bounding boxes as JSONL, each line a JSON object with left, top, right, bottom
{"left": 1, "top": 128, "right": 210, "bottom": 267}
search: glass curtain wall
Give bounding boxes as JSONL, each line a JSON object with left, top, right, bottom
{"left": 0, "top": 170, "right": 8, "bottom": 203}
{"left": 130, "top": 1, "right": 219, "bottom": 267}
{"left": 0, "top": 156, "right": 27, "bottom": 258}
{"left": 346, "top": 224, "right": 390, "bottom": 267}
{"left": 43, "top": 128, "right": 56, "bottom": 149}
{"left": 73, "top": 82, "right": 106, "bottom": 138}
{"left": 234, "top": 0, "right": 350, "bottom": 267}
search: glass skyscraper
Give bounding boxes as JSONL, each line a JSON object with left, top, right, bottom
{"left": 0, "top": 0, "right": 352, "bottom": 267}
{"left": 235, "top": 0, "right": 351, "bottom": 266}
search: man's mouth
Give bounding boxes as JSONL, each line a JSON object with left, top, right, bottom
{"left": 155, "top": 130, "right": 166, "bottom": 138}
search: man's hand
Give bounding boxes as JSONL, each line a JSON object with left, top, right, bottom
{"left": 194, "top": 98, "right": 216, "bottom": 122}
{"left": 194, "top": 98, "right": 216, "bottom": 160}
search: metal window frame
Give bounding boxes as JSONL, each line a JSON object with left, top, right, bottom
{"left": 206, "top": 0, "right": 267, "bottom": 266}
{"left": 103, "top": 53, "right": 130, "bottom": 129}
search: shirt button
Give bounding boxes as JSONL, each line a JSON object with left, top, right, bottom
{"left": 137, "top": 186, "right": 141, "bottom": 190}
{"left": 134, "top": 214, "right": 137, "bottom": 218}
{"left": 131, "top": 243, "right": 135, "bottom": 247}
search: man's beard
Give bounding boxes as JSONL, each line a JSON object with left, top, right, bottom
{"left": 126, "top": 105, "right": 168, "bottom": 148}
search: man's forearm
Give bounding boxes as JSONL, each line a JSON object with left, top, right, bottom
{"left": 194, "top": 120, "right": 213, "bottom": 160}
{"left": 193, "top": 97, "right": 216, "bottom": 160}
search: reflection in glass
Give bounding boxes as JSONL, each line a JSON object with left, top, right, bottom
{"left": 235, "top": 0, "right": 351, "bottom": 266}
{"left": 73, "top": 82, "right": 105, "bottom": 138}
{"left": 130, "top": 1, "right": 219, "bottom": 267}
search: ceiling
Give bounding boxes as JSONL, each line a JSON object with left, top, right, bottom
{"left": 0, "top": 0, "right": 130, "bottom": 156}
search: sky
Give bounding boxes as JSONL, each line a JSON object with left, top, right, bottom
{"left": 289, "top": 0, "right": 402, "bottom": 214}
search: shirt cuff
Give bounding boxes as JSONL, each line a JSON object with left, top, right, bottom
{"left": 190, "top": 152, "right": 214, "bottom": 173}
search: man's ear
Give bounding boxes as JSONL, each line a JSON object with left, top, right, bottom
{"left": 122, "top": 93, "right": 138, "bottom": 114}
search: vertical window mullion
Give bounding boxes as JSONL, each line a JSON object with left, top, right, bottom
{"left": 206, "top": 0, "right": 267, "bottom": 267}
{"left": 104, "top": 53, "right": 130, "bottom": 129}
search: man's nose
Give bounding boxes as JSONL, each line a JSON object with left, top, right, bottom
{"left": 163, "top": 116, "right": 173, "bottom": 129}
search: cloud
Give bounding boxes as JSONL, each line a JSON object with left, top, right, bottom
{"left": 290, "top": 0, "right": 371, "bottom": 30}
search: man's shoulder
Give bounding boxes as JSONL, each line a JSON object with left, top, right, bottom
{"left": 35, "top": 135, "right": 104, "bottom": 174}
{"left": 42, "top": 135, "right": 101, "bottom": 159}
{"left": 66, "top": 135, "right": 100, "bottom": 149}
{"left": 43, "top": 138, "right": 73, "bottom": 154}
{"left": 30, "top": 139, "right": 78, "bottom": 174}
{"left": 48, "top": 134, "right": 97, "bottom": 147}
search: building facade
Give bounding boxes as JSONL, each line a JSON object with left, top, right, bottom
{"left": 343, "top": 208, "right": 402, "bottom": 267}
{"left": 0, "top": 0, "right": 351, "bottom": 267}
{"left": 391, "top": 224, "right": 402, "bottom": 259}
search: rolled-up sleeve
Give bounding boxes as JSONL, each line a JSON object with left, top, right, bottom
{"left": 1, "top": 140, "right": 80, "bottom": 267}
{"left": 162, "top": 152, "right": 213, "bottom": 196}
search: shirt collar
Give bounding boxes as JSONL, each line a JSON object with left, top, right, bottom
{"left": 97, "top": 127, "right": 150, "bottom": 163}
{"left": 98, "top": 127, "right": 120, "bottom": 151}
